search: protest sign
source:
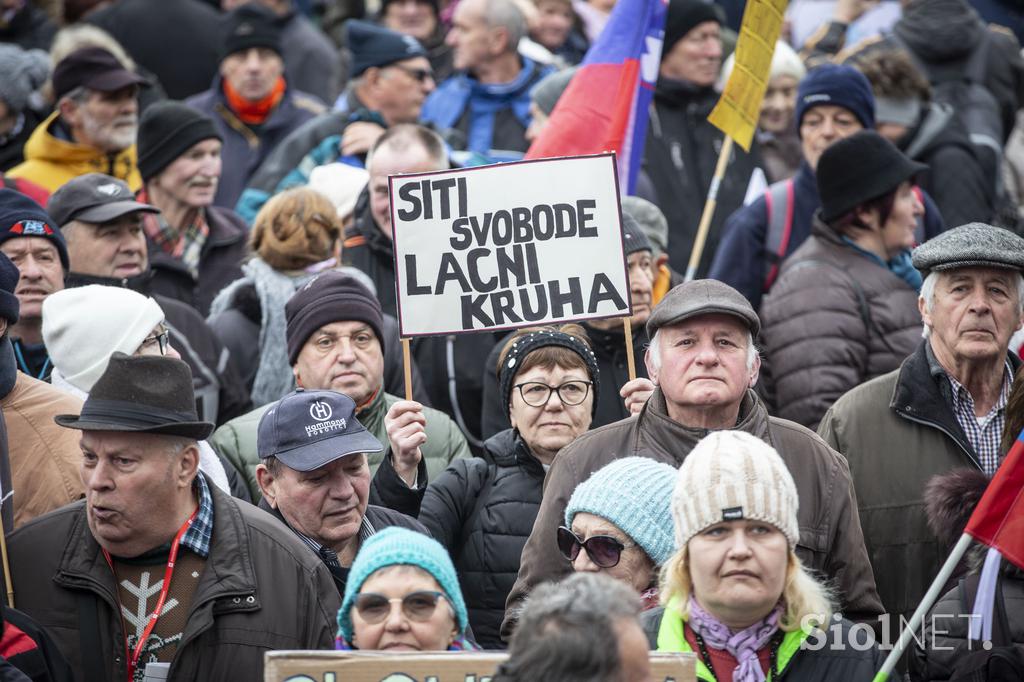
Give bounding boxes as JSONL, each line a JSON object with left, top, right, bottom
{"left": 389, "top": 153, "right": 631, "bottom": 337}
{"left": 264, "top": 650, "right": 697, "bottom": 682}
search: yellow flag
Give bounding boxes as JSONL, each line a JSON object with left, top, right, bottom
{"left": 708, "top": 0, "right": 789, "bottom": 151}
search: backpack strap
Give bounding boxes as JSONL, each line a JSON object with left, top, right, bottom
{"left": 763, "top": 179, "right": 795, "bottom": 292}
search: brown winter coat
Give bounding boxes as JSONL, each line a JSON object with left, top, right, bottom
{"left": 7, "top": 477, "right": 339, "bottom": 681}
{"left": 760, "top": 218, "right": 923, "bottom": 429}
{"left": 501, "top": 388, "right": 883, "bottom": 639}
{"left": 3, "top": 372, "right": 84, "bottom": 527}
{"left": 817, "top": 342, "right": 1019, "bottom": 623}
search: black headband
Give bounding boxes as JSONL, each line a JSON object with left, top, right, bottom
{"left": 499, "top": 330, "right": 601, "bottom": 418}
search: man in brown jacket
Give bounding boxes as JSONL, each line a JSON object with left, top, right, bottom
{"left": 7, "top": 354, "right": 338, "bottom": 681}
{"left": 502, "top": 279, "right": 883, "bottom": 638}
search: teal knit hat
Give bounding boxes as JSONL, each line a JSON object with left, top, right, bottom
{"left": 337, "top": 528, "right": 468, "bottom": 642}
{"left": 564, "top": 457, "right": 677, "bottom": 566}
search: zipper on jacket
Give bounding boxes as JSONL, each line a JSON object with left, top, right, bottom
{"left": 893, "top": 409, "right": 982, "bottom": 470}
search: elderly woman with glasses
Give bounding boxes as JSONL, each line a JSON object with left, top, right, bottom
{"left": 337, "top": 527, "right": 477, "bottom": 651}
{"left": 642, "top": 431, "right": 883, "bottom": 680}
{"left": 560, "top": 457, "right": 677, "bottom": 609}
{"left": 416, "top": 324, "right": 599, "bottom": 649}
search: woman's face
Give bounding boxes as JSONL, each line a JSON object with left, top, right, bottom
{"left": 878, "top": 180, "right": 924, "bottom": 258}
{"left": 509, "top": 363, "right": 594, "bottom": 464}
{"left": 569, "top": 512, "right": 655, "bottom": 593}
{"left": 759, "top": 75, "right": 799, "bottom": 135}
{"left": 350, "top": 566, "right": 457, "bottom": 652}
{"left": 687, "top": 520, "right": 789, "bottom": 629}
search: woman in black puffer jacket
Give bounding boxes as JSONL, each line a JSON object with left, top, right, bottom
{"left": 418, "top": 324, "right": 600, "bottom": 649}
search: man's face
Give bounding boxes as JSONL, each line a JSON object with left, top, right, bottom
{"left": 532, "top": 0, "right": 574, "bottom": 52}
{"left": 659, "top": 21, "right": 722, "bottom": 87}
{"left": 921, "top": 267, "right": 1024, "bottom": 367}
{"left": 80, "top": 431, "right": 195, "bottom": 557}
{"left": 382, "top": 0, "right": 437, "bottom": 42}
{"left": 148, "top": 138, "right": 222, "bottom": 210}
{"left": 373, "top": 57, "right": 436, "bottom": 125}
{"left": 446, "top": 0, "right": 495, "bottom": 72}
{"left": 220, "top": 47, "right": 284, "bottom": 101}
{"left": 627, "top": 250, "right": 654, "bottom": 325}
{"left": 65, "top": 213, "right": 148, "bottom": 279}
{"left": 368, "top": 145, "right": 442, "bottom": 238}
{"left": 293, "top": 321, "right": 384, "bottom": 405}
{"left": 799, "top": 104, "right": 862, "bottom": 170}
{"left": 258, "top": 454, "right": 371, "bottom": 551}
{"left": 645, "top": 314, "right": 758, "bottom": 417}
{"left": 0, "top": 237, "right": 63, "bottom": 321}
{"left": 66, "top": 86, "right": 139, "bottom": 153}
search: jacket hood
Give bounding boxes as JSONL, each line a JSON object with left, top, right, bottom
{"left": 901, "top": 102, "right": 975, "bottom": 160}
{"left": 894, "top": 0, "right": 984, "bottom": 62}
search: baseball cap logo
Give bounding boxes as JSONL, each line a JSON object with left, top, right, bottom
{"left": 96, "top": 183, "right": 123, "bottom": 197}
{"left": 310, "top": 401, "right": 333, "bottom": 422}
{"left": 10, "top": 220, "right": 54, "bottom": 236}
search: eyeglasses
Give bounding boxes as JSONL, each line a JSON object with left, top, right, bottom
{"left": 139, "top": 327, "right": 170, "bottom": 356}
{"left": 514, "top": 380, "right": 592, "bottom": 407}
{"left": 353, "top": 590, "right": 447, "bottom": 624}
{"left": 557, "top": 526, "right": 635, "bottom": 568}
{"left": 390, "top": 64, "right": 434, "bottom": 83}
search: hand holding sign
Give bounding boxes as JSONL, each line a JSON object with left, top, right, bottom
{"left": 621, "top": 377, "right": 655, "bottom": 415}
{"left": 385, "top": 400, "right": 427, "bottom": 486}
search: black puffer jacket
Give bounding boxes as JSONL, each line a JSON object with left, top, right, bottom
{"left": 418, "top": 429, "right": 546, "bottom": 649}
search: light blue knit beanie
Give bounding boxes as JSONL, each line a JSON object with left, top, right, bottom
{"left": 337, "top": 527, "right": 468, "bottom": 642}
{"left": 564, "top": 457, "right": 677, "bottom": 566}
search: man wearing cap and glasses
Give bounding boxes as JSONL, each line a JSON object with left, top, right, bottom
{"left": 503, "top": 279, "right": 883, "bottom": 638}
{"left": 7, "top": 353, "right": 338, "bottom": 680}
{"left": 46, "top": 172, "right": 252, "bottom": 426}
{"left": 7, "top": 46, "right": 146, "bottom": 193}
{"left": 819, "top": 223, "right": 1024, "bottom": 629}
{"left": 255, "top": 388, "right": 428, "bottom": 594}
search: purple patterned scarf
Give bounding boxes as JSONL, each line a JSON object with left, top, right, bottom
{"left": 688, "top": 596, "right": 783, "bottom": 682}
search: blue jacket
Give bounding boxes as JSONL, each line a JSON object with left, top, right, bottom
{"left": 420, "top": 57, "right": 553, "bottom": 162}
{"left": 186, "top": 78, "right": 325, "bottom": 211}
{"left": 707, "top": 163, "right": 946, "bottom": 310}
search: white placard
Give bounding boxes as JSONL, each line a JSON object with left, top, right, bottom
{"left": 390, "top": 153, "right": 631, "bottom": 336}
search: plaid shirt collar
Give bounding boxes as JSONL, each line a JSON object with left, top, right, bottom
{"left": 293, "top": 515, "right": 375, "bottom": 569}
{"left": 181, "top": 472, "right": 214, "bottom": 558}
{"left": 939, "top": 357, "right": 1012, "bottom": 475}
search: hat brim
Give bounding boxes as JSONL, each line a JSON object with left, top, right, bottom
{"left": 658, "top": 303, "right": 760, "bottom": 337}
{"left": 54, "top": 414, "right": 214, "bottom": 440}
{"left": 271, "top": 429, "right": 384, "bottom": 472}
{"left": 84, "top": 69, "right": 148, "bottom": 93}
{"left": 74, "top": 200, "right": 160, "bottom": 224}
{"left": 927, "top": 260, "right": 1024, "bottom": 273}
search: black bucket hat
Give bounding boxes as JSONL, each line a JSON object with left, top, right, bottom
{"left": 55, "top": 353, "right": 214, "bottom": 440}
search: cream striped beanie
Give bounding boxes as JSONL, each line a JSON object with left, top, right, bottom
{"left": 672, "top": 431, "right": 800, "bottom": 548}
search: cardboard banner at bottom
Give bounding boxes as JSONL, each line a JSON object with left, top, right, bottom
{"left": 265, "top": 650, "right": 697, "bottom": 682}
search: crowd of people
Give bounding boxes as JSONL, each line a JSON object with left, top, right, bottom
{"left": 0, "top": 0, "right": 1023, "bottom": 680}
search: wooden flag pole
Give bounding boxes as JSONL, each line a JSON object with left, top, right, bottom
{"left": 0, "top": 529, "right": 14, "bottom": 607}
{"left": 622, "top": 317, "right": 636, "bottom": 381}
{"left": 401, "top": 338, "right": 413, "bottom": 401}
{"left": 684, "top": 136, "right": 735, "bottom": 282}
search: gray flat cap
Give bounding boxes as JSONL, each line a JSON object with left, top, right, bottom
{"left": 622, "top": 196, "right": 668, "bottom": 256}
{"left": 647, "top": 279, "right": 760, "bottom": 338}
{"left": 912, "top": 223, "right": 1024, "bottom": 275}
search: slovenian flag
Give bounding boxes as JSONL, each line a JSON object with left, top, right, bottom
{"left": 524, "top": 0, "right": 668, "bottom": 194}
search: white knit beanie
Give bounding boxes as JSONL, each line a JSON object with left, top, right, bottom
{"left": 672, "top": 431, "right": 800, "bottom": 549}
{"left": 307, "top": 162, "right": 369, "bottom": 220}
{"left": 42, "top": 285, "right": 165, "bottom": 393}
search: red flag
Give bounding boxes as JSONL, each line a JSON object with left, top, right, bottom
{"left": 965, "top": 430, "right": 1024, "bottom": 569}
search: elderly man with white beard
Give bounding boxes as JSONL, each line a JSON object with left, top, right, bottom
{"left": 7, "top": 47, "right": 145, "bottom": 192}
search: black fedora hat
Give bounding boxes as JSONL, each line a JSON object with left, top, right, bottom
{"left": 55, "top": 353, "right": 214, "bottom": 440}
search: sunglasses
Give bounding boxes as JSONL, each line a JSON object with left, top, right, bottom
{"left": 557, "top": 526, "right": 634, "bottom": 568}
{"left": 353, "top": 590, "right": 447, "bottom": 624}
{"left": 391, "top": 65, "right": 434, "bottom": 83}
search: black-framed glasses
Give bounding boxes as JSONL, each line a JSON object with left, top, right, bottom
{"left": 353, "top": 590, "right": 447, "bottom": 624}
{"left": 139, "top": 328, "right": 170, "bottom": 356}
{"left": 391, "top": 64, "right": 434, "bottom": 83}
{"left": 557, "top": 526, "right": 634, "bottom": 568}
{"left": 514, "top": 380, "right": 592, "bottom": 407}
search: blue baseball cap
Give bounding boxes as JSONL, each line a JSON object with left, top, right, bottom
{"left": 257, "top": 389, "right": 383, "bottom": 471}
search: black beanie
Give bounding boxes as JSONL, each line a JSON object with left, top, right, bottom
{"left": 817, "top": 130, "right": 927, "bottom": 224}
{"left": 0, "top": 188, "right": 69, "bottom": 272}
{"left": 286, "top": 271, "right": 386, "bottom": 365}
{"left": 346, "top": 19, "right": 428, "bottom": 78}
{"left": 0, "top": 252, "right": 19, "bottom": 324}
{"left": 137, "top": 102, "right": 222, "bottom": 181}
{"left": 664, "top": 0, "right": 724, "bottom": 53}
{"left": 222, "top": 4, "right": 282, "bottom": 60}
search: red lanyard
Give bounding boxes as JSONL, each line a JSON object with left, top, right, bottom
{"left": 103, "top": 507, "right": 198, "bottom": 682}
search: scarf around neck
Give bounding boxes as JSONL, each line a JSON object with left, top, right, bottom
{"left": 223, "top": 76, "right": 286, "bottom": 125}
{"left": 688, "top": 596, "right": 782, "bottom": 682}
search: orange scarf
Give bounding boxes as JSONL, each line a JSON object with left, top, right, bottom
{"left": 222, "top": 76, "right": 286, "bottom": 125}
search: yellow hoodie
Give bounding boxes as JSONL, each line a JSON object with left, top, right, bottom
{"left": 6, "top": 111, "right": 141, "bottom": 193}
